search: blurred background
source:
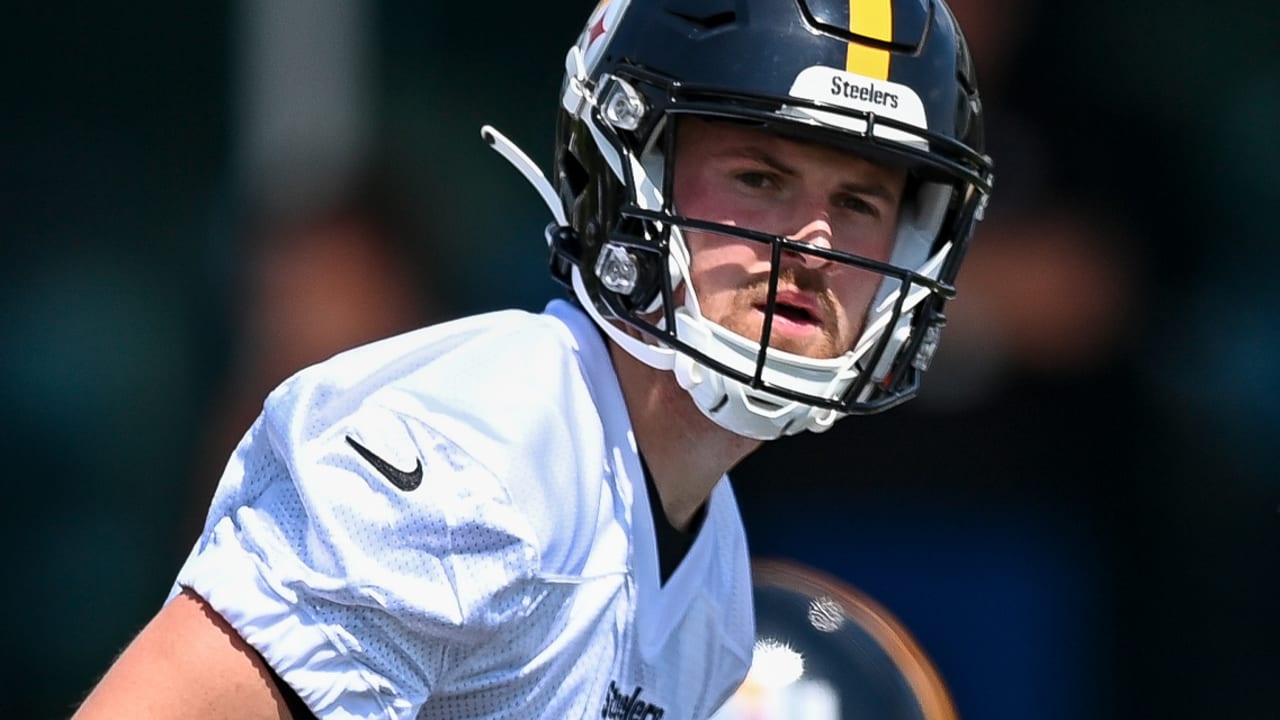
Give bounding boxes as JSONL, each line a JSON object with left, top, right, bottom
{"left": 2, "top": 1, "right": 1277, "bottom": 718}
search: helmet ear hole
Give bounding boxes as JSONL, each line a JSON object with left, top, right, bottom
{"left": 559, "top": 151, "right": 590, "bottom": 200}
{"left": 625, "top": 253, "right": 664, "bottom": 313}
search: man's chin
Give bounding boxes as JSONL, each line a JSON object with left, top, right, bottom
{"left": 720, "top": 316, "right": 841, "bottom": 359}
{"left": 767, "top": 335, "right": 841, "bottom": 359}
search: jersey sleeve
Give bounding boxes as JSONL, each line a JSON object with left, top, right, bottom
{"left": 173, "top": 388, "right": 542, "bottom": 720}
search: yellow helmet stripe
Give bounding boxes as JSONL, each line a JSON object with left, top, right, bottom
{"left": 846, "top": 0, "right": 893, "bottom": 80}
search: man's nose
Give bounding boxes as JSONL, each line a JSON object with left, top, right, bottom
{"left": 783, "top": 212, "right": 834, "bottom": 268}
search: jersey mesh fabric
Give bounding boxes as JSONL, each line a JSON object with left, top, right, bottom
{"left": 172, "top": 300, "right": 754, "bottom": 719}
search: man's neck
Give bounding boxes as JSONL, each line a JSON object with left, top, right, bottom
{"left": 607, "top": 341, "right": 761, "bottom": 532}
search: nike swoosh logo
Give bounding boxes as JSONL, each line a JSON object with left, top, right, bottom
{"left": 345, "top": 435, "right": 423, "bottom": 491}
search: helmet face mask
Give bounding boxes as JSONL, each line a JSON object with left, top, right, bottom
{"left": 547, "top": 0, "right": 994, "bottom": 439}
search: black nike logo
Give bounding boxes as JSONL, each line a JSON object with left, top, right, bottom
{"left": 345, "top": 435, "right": 423, "bottom": 491}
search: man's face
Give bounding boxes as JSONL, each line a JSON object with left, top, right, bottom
{"left": 672, "top": 118, "right": 908, "bottom": 359}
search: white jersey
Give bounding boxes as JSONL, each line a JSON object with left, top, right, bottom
{"left": 171, "top": 299, "right": 755, "bottom": 720}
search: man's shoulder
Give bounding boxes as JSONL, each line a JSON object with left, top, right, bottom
{"left": 297, "top": 306, "right": 562, "bottom": 387}
{"left": 263, "top": 303, "right": 591, "bottom": 424}
{"left": 257, "top": 300, "right": 621, "bottom": 495}
{"left": 403, "top": 301, "right": 622, "bottom": 493}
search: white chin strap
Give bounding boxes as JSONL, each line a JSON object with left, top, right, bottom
{"left": 671, "top": 310, "right": 860, "bottom": 440}
{"left": 571, "top": 263, "right": 850, "bottom": 441}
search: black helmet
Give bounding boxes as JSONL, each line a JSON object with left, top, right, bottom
{"left": 488, "top": 0, "right": 993, "bottom": 439}
{"left": 712, "top": 558, "right": 958, "bottom": 720}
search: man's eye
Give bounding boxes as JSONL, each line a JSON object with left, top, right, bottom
{"left": 837, "top": 194, "right": 879, "bottom": 217}
{"left": 735, "top": 171, "right": 775, "bottom": 189}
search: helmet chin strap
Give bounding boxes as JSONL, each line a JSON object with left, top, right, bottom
{"left": 572, "top": 252, "right": 842, "bottom": 441}
{"left": 570, "top": 265, "right": 679, "bottom": 372}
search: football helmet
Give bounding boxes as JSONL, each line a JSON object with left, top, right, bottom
{"left": 483, "top": 0, "right": 993, "bottom": 439}
{"left": 710, "top": 558, "right": 958, "bottom": 720}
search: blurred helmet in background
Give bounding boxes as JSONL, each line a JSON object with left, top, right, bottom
{"left": 712, "top": 558, "right": 957, "bottom": 720}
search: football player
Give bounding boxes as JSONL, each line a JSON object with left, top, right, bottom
{"left": 75, "top": 0, "right": 991, "bottom": 717}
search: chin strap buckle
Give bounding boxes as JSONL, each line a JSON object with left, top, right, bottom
{"left": 545, "top": 224, "right": 582, "bottom": 290}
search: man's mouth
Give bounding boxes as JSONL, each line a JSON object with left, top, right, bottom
{"left": 763, "top": 300, "right": 820, "bottom": 326}
{"left": 762, "top": 289, "right": 825, "bottom": 328}
{"left": 734, "top": 291, "right": 839, "bottom": 357}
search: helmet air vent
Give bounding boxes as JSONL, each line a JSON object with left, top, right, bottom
{"left": 663, "top": 0, "right": 738, "bottom": 32}
{"left": 798, "top": 0, "right": 932, "bottom": 52}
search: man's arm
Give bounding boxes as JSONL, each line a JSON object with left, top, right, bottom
{"left": 73, "top": 588, "right": 296, "bottom": 720}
